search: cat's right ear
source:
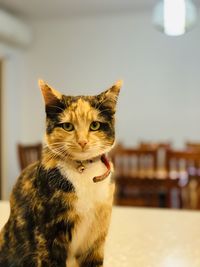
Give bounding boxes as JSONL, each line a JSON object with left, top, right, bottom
{"left": 38, "top": 79, "right": 62, "bottom": 106}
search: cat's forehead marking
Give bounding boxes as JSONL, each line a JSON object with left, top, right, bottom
{"left": 60, "top": 98, "right": 98, "bottom": 123}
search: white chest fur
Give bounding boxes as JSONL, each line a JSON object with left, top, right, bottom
{"left": 59, "top": 159, "right": 111, "bottom": 266}
{"left": 60, "top": 159, "right": 111, "bottom": 213}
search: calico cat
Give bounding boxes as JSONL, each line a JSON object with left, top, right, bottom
{"left": 0, "top": 79, "right": 122, "bottom": 267}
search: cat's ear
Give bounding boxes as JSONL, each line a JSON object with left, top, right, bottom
{"left": 104, "top": 80, "right": 122, "bottom": 100}
{"left": 98, "top": 80, "right": 123, "bottom": 109}
{"left": 38, "top": 79, "right": 62, "bottom": 106}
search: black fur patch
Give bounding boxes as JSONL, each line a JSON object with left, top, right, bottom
{"left": 45, "top": 98, "right": 66, "bottom": 120}
{"left": 80, "top": 259, "right": 104, "bottom": 267}
{"left": 45, "top": 96, "right": 66, "bottom": 134}
{"left": 98, "top": 121, "right": 115, "bottom": 138}
{"left": 37, "top": 166, "right": 75, "bottom": 196}
{"left": 41, "top": 197, "right": 71, "bottom": 224}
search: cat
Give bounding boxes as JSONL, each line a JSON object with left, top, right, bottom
{"left": 0, "top": 79, "right": 122, "bottom": 267}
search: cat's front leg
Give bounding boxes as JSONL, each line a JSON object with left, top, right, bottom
{"left": 78, "top": 241, "right": 105, "bottom": 267}
{"left": 79, "top": 255, "right": 103, "bottom": 267}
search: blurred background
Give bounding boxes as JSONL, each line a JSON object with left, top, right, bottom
{"left": 0, "top": 0, "right": 200, "bottom": 210}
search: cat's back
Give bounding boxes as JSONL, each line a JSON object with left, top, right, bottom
{"left": 10, "top": 161, "right": 40, "bottom": 203}
{"left": 0, "top": 161, "right": 40, "bottom": 267}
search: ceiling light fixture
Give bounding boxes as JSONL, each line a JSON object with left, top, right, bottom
{"left": 153, "top": 0, "right": 198, "bottom": 36}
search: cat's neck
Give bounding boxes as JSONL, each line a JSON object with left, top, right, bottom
{"left": 71, "top": 156, "right": 102, "bottom": 173}
{"left": 41, "top": 146, "right": 100, "bottom": 168}
{"left": 41, "top": 146, "right": 111, "bottom": 183}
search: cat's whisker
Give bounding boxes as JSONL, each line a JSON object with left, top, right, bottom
{"left": 50, "top": 148, "right": 70, "bottom": 158}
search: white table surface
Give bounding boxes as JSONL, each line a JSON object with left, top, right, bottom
{"left": 0, "top": 201, "right": 200, "bottom": 267}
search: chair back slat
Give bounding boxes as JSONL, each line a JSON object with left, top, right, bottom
{"left": 18, "top": 143, "right": 42, "bottom": 170}
{"left": 166, "top": 150, "right": 200, "bottom": 179}
{"left": 112, "top": 148, "right": 158, "bottom": 179}
{"left": 186, "top": 142, "right": 200, "bottom": 151}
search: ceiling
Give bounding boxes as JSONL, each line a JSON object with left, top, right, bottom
{"left": 0, "top": 0, "right": 199, "bottom": 20}
{"left": 0, "top": 0, "right": 159, "bottom": 20}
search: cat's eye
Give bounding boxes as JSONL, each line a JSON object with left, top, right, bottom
{"left": 61, "top": 122, "right": 74, "bottom": 131}
{"left": 90, "top": 121, "right": 101, "bottom": 131}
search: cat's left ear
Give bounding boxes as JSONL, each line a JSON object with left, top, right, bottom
{"left": 98, "top": 80, "right": 123, "bottom": 109}
{"left": 104, "top": 80, "right": 122, "bottom": 100}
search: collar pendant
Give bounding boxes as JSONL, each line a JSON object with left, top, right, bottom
{"left": 77, "top": 162, "right": 85, "bottom": 173}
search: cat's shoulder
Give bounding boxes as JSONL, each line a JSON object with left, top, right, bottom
{"left": 12, "top": 161, "right": 40, "bottom": 196}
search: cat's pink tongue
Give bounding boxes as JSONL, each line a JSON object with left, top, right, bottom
{"left": 93, "top": 154, "right": 111, "bottom": 183}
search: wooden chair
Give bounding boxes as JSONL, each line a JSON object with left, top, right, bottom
{"left": 166, "top": 150, "right": 200, "bottom": 179}
{"left": 17, "top": 143, "right": 42, "bottom": 170}
{"left": 166, "top": 150, "right": 200, "bottom": 209}
{"left": 185, "top": 142, "right": 200, "bottom": 151}
{"left": 139, "top": 142, "right": 171, "bottom": 179}
{"left": 112, "top": 147, "right": 158, "bottom": 179}
{"left": 112, "top": 146, "right": 176, "bottom": 208}
{"left": 139, "top": 142, "right": 171, "bottom": 150}
{"left": 114, "top": 177, "right": 181, "bottom": 208}
{"left": 190, "top": 175, "right": 200, "bottom": 209}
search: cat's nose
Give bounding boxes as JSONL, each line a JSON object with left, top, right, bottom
{"left": 78, "top": 140, "right": 88, "bottom": 149}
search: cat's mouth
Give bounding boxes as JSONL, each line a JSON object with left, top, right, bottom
{"left": 71, "top": 146, "right": 112, "bottom": 161}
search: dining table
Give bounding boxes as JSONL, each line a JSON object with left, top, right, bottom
{"left": 0, "top": 201, "right": 200, "bottom": 267}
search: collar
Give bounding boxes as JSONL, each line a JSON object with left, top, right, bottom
{"left": 75, "top": 154, "right": 111, "bottom": 183}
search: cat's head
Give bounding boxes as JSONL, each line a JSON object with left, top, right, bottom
{"left": 39, "top": 80, "right": 122, "bottom": 161}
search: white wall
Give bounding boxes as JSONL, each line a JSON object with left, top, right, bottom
{"left": 0, "top": 44, "right": 24, "bottom": 199}
{"left": 3, "top": 10, "right": 200, "bottom": 198}
{"left": 21, "top": 11, "right": 200, "bottom": 148}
